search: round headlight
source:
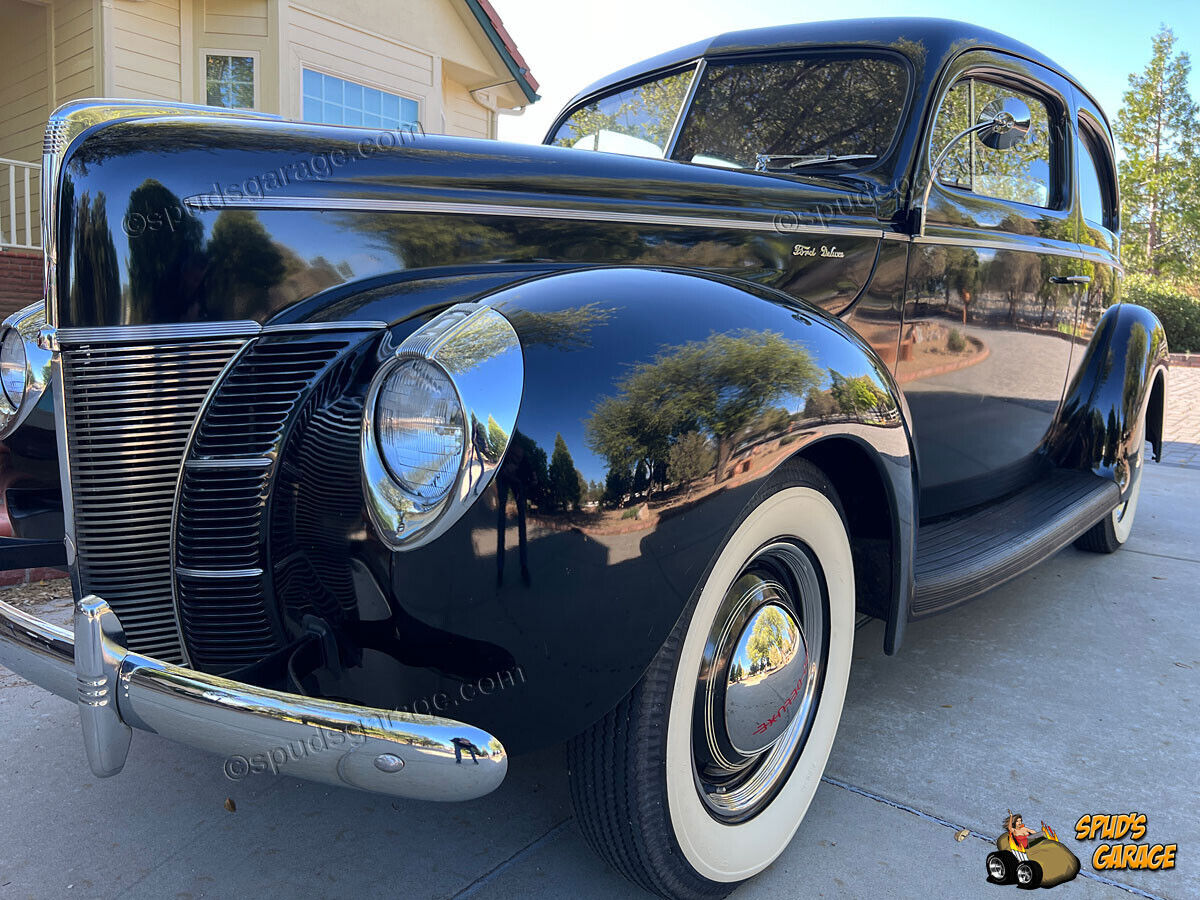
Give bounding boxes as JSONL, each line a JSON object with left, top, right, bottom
{"left": 375, "top": 358, "right": 465, "bottom": 503}
{"left": 0, "top": 328, "right": 27, "bottom": 407}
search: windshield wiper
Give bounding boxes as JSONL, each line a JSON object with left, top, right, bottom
{"left": 753, "top": 153, "right": 877, "bottom": 172}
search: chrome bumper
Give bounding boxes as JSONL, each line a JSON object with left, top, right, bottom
{"left": 0, "top": 594, "right": 507, "bottom": 801}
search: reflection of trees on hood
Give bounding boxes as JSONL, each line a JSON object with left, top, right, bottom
{"left": 204, "top": 210, "right": 286, "bottom": 318}
{"left": 126, "top": 179, "right": 205, "bottom": 317}
{"left": 436, "top": 302, "right": 614, "bottom": 375}
{"left": 586, "top": 329, "right": 820, "bottom": 488}
{"left": 70, "top": 190, "right": 120, "bottom": 323}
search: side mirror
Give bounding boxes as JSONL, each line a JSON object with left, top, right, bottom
{"left": 913, "top": 95, "right": 1034, "bottom": 236}
{"left": 977, "top": 98, "right": 1032, "bottom": 150}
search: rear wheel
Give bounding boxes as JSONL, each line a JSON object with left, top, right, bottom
{"left": 1075, "top": 415, "right": 1147, "bottom": 553}
{"left": 568, "top": 461, "right": 854, "bottom": 899}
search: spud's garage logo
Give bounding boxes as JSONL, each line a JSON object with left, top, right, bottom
{"left": 1074, "top": 814, "right": 1177, "bottom": 872}
{"left": 986, "top": 811, "right": 1080, "bottom": 889}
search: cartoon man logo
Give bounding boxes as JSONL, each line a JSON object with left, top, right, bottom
{"left": 986, "top": 810, "right": 1080, "bottom": 889}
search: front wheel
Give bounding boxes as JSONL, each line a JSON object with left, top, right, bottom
{"left": 568, "top": 461, "right": 854, "bottom": 898}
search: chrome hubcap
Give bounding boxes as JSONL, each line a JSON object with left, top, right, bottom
{"left": 693, "top": 541, "right": 826, "bottom": 821}
{"left": 724, "top": 602, "right": 808, "bottom": 755}
{"left": 988, "top": 857, "right": 1005, "bottom": 878}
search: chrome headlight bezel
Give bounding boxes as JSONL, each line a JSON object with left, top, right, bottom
{"left": 362, "top": 305, "right": 523, "bottom": 550}
{"left": 0, "top": 301, "right": 52, "bottom": 437}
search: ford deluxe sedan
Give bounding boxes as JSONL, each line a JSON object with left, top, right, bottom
{"left": 0, "top": 17, "right": 1166, "bottom": 899}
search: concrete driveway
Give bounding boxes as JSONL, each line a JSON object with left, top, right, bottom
{"left": 1, "top": 458, "right": 1195, "bottom": 898}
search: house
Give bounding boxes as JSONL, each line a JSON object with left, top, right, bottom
{"left": 0, "top": 0, "right": 538, "bottom": 314}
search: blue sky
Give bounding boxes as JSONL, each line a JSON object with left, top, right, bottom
{"left": 495, "top": 0, "right": 1200, "bottom": 145}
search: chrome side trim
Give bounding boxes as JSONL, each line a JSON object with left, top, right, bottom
{"left": 0, "top": 593, "right": 507, "bottom": 801}
{"left": 42, "top": 100, "right": 281, "bottom": 327}
{"left": 56, "top": 321, "right": 261, "bottom": 345}
{"left": 912, "top": 232, "right": 1081, "bottom": 259}
{"left": 184, "top": 457, "right": 273, "bottom": 469}
{"left": 183, "top": 193, "right": 887, "bottom": 240}
{"left": 362, "top": 304, "right": 524, "bottom": 550}
{"left": 260, "top": 321, "right": 390, "bottom": 333}
{"left": 174, "top": 566, "right": 265, "bottom": 579}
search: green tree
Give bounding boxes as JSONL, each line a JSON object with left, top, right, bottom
{"left": 486, "top": 415, "right": 509, "bottom": 462}
{"left": 667, "top": 431, "right": 716, "bottom": 496}
{"left": 1117, "top": 26, "right": 1200, "bottom": 276}
{"left": 204, "top": 210, "right": 286, "bottom": 317}
{"left": 745, "top": 605, "right": 794, "bottom": 671}
{"left": 548, "top": 433, "right": 581, "bottom": 511}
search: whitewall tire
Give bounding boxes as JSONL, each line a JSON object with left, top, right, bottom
{"left": 568, "top": 460, "right": 854, "bottom": 898}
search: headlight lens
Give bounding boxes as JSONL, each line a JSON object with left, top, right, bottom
{"left": 375, "top": 358, "right": 465, "bottom": 503}
{"left": 0, "top": 328, "right": 27, "bottom": 407}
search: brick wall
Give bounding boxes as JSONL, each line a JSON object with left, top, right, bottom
{"left": 0, "top": 249, "right": 44, "bottom": 319}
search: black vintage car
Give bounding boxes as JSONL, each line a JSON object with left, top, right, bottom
{"left": 0, "top": 17, "right": 1166, "bottom": 899}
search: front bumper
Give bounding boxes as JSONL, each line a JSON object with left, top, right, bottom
{"left": 0, "top": 592, "right": 507, "bottom": 801}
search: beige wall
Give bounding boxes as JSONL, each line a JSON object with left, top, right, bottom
{"left": 54, "top": 0, "right": 98, "bottom": 104}
{"left": 283, "top": 3, "right": 436, "bottom": 125}
{"left": 0, "top": 1, "right": 51, "bottom": 245}
{"left": 282, "top": 0, "right": 501, "bottom": 136}
{"left": 111, "top": 0, "right": 183, "bottom": 101}
{"left": 444, "top": 75, "right": 491, "bottom": 139}
{"left": 193, "top": 0, "right": 280, "bottom": 113}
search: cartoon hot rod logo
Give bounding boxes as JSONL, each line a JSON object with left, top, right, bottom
{"left": 986, "top": 812, "right": 1081, "bottom": 889}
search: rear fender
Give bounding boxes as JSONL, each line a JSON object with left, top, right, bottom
{"left": 1046, "top": 303, "right": 1169, "bottom": 493}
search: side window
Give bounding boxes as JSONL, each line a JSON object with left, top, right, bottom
{"left": 1078, "top": 122, "right": 1116, "bottom": 230}
{"left": 549, "top": 70, "right": 694, "bottom": 159}
{"left": 931, "top": 78, "right": 1055, "bottom": 207}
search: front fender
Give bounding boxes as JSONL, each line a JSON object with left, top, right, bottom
{"left": 1047, "top": 303, "right": 1168, "bottom": 491}
{"left": 372, "top": 267, "right": 913, "bottom": 752}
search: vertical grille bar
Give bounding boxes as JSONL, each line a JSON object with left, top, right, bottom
{"left": 61, "top": 339, "right": 246, "bottom": 663}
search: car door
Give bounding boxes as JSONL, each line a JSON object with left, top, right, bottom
{"left": 898, "top": 52, "right": 1081, "bottom": 519}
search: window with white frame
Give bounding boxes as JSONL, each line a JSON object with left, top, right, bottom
{"left": 301, "top": 69, "right": 420, "bottom": 129}
{"left": 206, "top": 54, "right": 256, "bottom": 109}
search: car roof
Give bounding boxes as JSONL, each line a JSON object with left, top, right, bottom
{"left": 563, "top": 17, "right": 1108, "bottom": 132}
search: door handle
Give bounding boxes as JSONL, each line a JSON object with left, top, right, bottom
{"left": 1048, "top": 275, "right": 1092, "bottom": 285}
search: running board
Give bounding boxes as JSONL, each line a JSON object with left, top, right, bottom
{"left": 912, "top": 469, "right": 1120, "bottom": 616}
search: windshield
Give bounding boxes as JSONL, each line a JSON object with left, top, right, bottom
{"left": 673, "top": 54, "right": 908, "bottom": 172}
{"left": 550, "top": 52, "right": 909, "bottom": 174}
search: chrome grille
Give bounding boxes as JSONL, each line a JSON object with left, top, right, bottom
{"left": 175, "top": 336, "right": 356, "bottom": 671}
{"left": 61, "top": 339, "right": 246, "bottom": 662}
